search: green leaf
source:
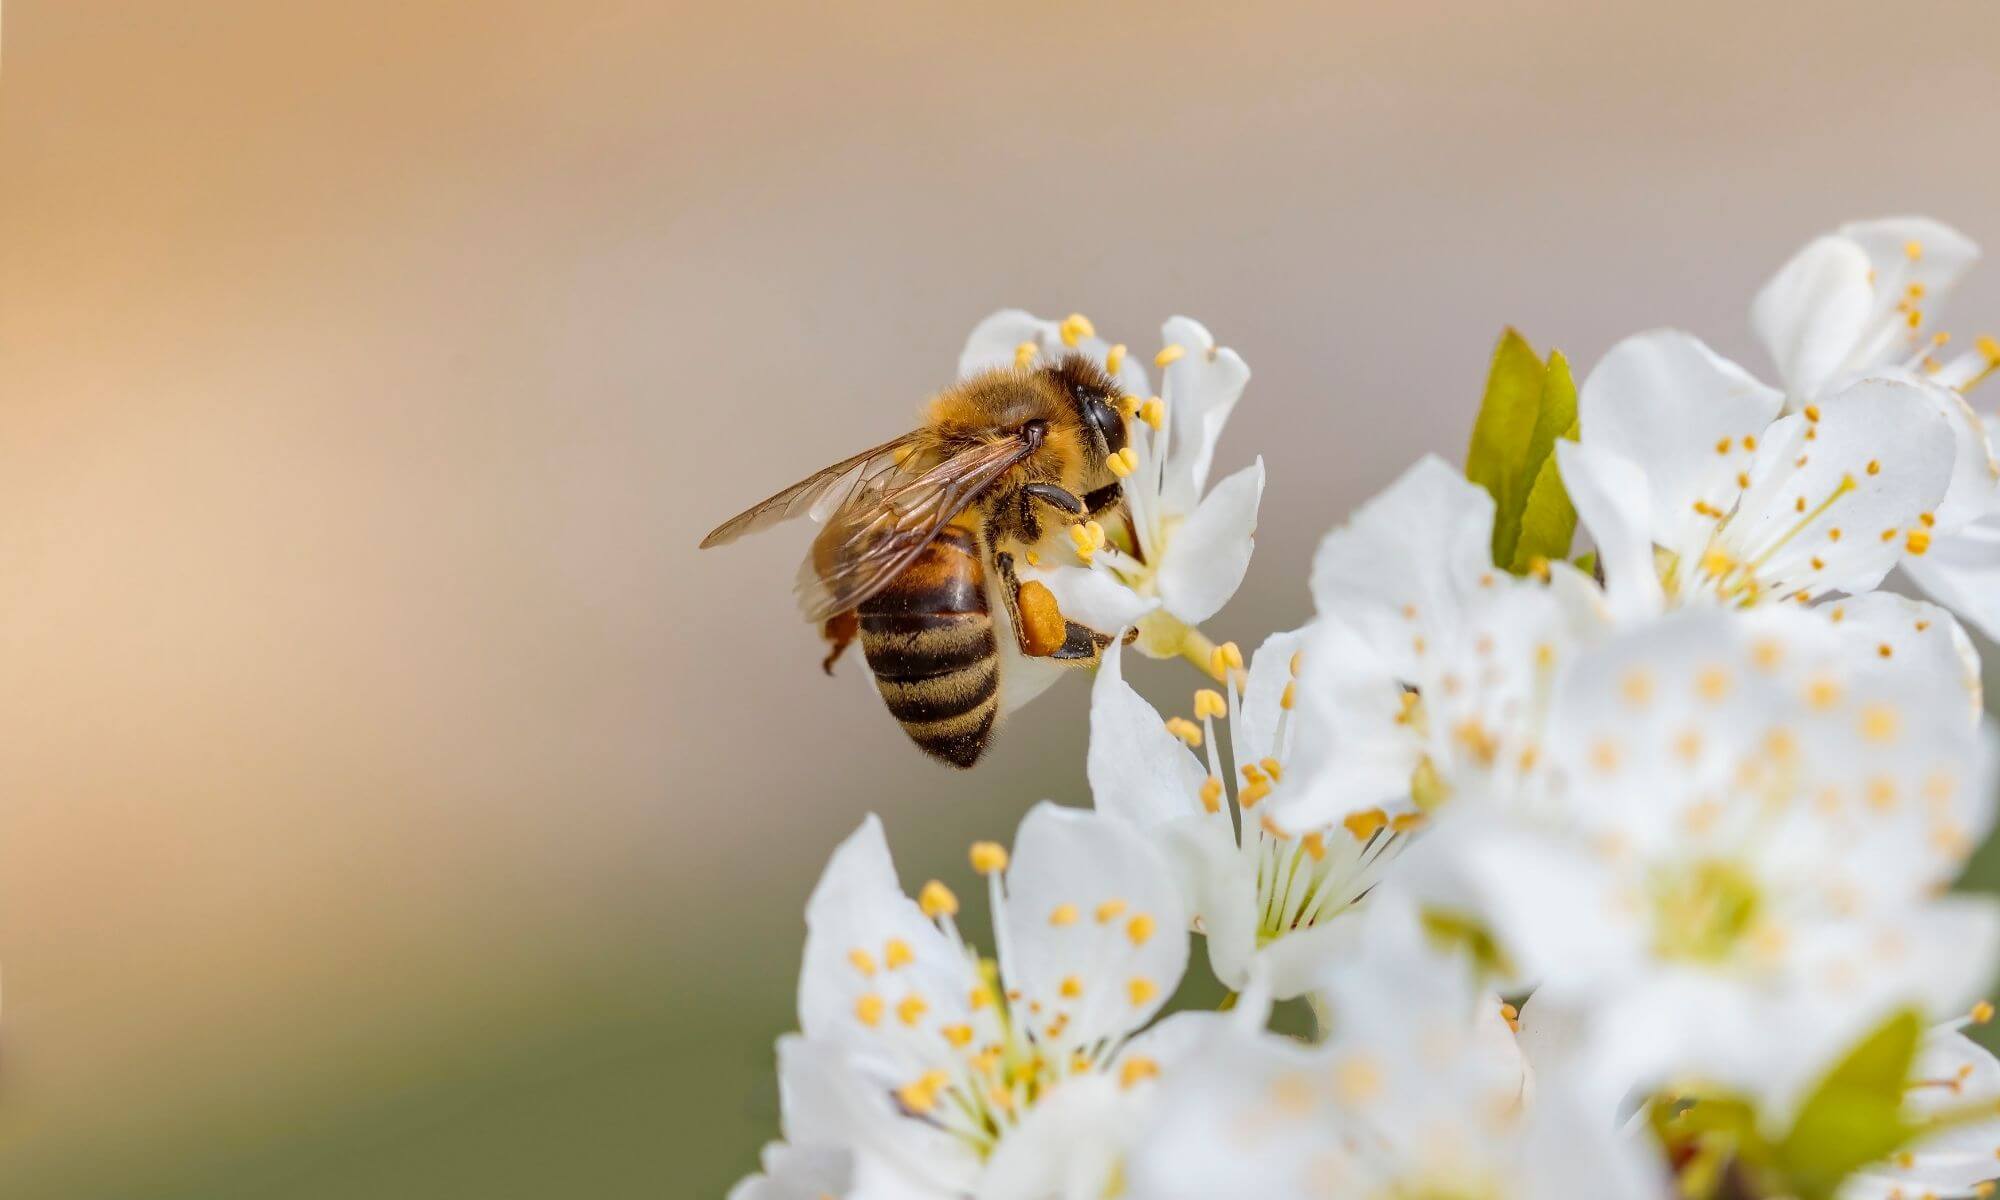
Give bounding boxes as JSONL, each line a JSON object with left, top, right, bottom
{"left": 1465, "top": 330, "right": 1547, "bottom": 567}
{"left": 1777, "top": 1009, "right": 1924, "bottom": 1200}
{"left": 1509, "top": 412, "right": 1579, "bottom": 574}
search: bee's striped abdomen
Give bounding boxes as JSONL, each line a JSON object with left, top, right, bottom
{"left": 857, "top": 526, "right": 998, "bottom": 769}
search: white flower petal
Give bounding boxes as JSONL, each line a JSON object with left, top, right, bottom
{"left": 1752, "top": 234, "right": 1877, "bottom": 400}
{"left": 729, "top": 1142, "right": 854, "bottom": 1200}
{"left": 1556, "top": 438, "right": 1665, "bottom": 621}
{"left": 958, "top": 309, "right": 1058, "bottom": 378}
{"left": 1578, "top": 330, "right": 1784, "bottom": 558}
{"left": 1901, "top": 508, "right": 2000, "bottom": 644}
{"left": 978, "top": 1074, "right": 1139, "bottom": 1200}
{"left": 1153, "top": 457, "right": 1263, "bottom": 624}
{"left": 1000, "top": 803, "right": 1189, "bottom": 1048}
{"left": 1155, "top": 316, "right": 1249, "bottom": 514}
{"left": 1086, "top": 639, "right": 1210, "bottom": 830}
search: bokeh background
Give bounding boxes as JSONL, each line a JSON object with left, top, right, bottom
{"left": 3, "top": 2, "right": 1999, "bottom": 1195}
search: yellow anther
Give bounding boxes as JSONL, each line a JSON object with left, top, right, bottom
{"left": 1344, "top": 808, "right": 1388, "bottom": 841}
{"left": 1014, "top": 340, "right": 1038, "bottom": 367}
{"left": 1810, "top": 555, "right": 1825, "bottom": 570}
{"left": 1024, "top": 549, "right": 1041, "bottom": 567}
{"left": 897, "top": 994, "right": 930, "bottom": 1025}
{"left": 848, "top": 948, "right": 878, "bottom": 976}
{"left": 1106, "top": 344, "right": 1127, "bottom": 375}
{"left": 1126, "top": 914, "right": 1156, "bottom": 945}
{"left": 1280, "top": 681, "right": 1296, "bottom": 711}
{"left": 884, "top": 938, "right": 914, "bottom": 969}
{"left": 1867, "top": 776, "right": 1899, "bottom": 811}
{"left": 1805, "top": 677, "right": 1842, "bottom": 710}
{"left": 1804, "top": 404, "right": 1821, "bottom": 422}
{"left": 1049, "top": 902, "right": 1079, "bottom": 927}
{"left": 1751, "top": 639, "right": 1784, "bottom": 672}
{"left": 1301, "top": 832, "right": 1326, "bottom": 861}
{"left": 1716, "top": 437, "right": 1732, "bottom": 454}
{"left": 1743, "top": 434, "right": 1758, "bottom": 451}
{"left": 1154, "top": 343, "right": 1186, "bottom": 367}
{"left": 1975, "top": 1000, "right": 1995, "bottom": 1024}
{"left": 970, "top": 841, "right": 1009, "bottom": 875}
{"left": 855, "top": 993, "right": 885, "bottom": 1026}
{"left": 920, "top": 880, "right": 959, "bottom": 918}
{"left": 1096, "top": 898, "right": 1128, "bottom": 923}
{"left": 1059, "top": 312, "right": 1095, "bottom": 347}
{"left": 1907, "top": 308, "right": 1925, "bottom": 330}
{"left": 1164, "top": 716, "right": 1203, "bottom": 748}
{"left": 1127, "top": 977, "right": 1159, "bottom": 1006}
{"left": 896, "top": 1069, "right": 950, "bottom": 1113}
{"left": 1199, "top": 775, "right": 1224, "bottom": 813}
{"left": 1240, "top": 779, "right": 1272, "bottom": 808}
{"left": 1921, "top": 511, "right": 1937, "bottom": 528}
{"left": 969, "top": 983, "right": 994, "bottom": 1010}
{"left": 1700, "top": 548, "right": 1736, "bottom": 578}
{"left": 1907, "top": 528, "right": 1932, "bottom": 555}
{"left": 1860, "top": 704, "right": 1901, "bottom": 744}
{"left": 1692, "top": 500, "right": 1722, "bottom": 518}
{"left": 942, "top": 1022, "right": 974, "bottom": 1047}
{"left": 1241, "top": 762, "right": 1266, "bottom": 786}
{"left": 1620, "top": 668, "right": 1656, "bottom": 706}
{"left": 1391, "top": 812, "right": 1425, "bottom": 833}
{"left": 1736, "top": 472, "right": 1750, "bottom": 489}
{"left": 1979, "top": 335, "right": 2000, "bottom": 365}
{"left": 1060, "top": 974, "right": 1084, "bottom": 999}
{"left": 1828, "top": 526, "right": 1843, "bottom": 541}
{"left": 1696, "top": 666, "right": 1732, "bottom": 702}
{"left": 1590, "top": 738, "right": 1622, "bottom": 774}
{"left": 1108, "top": 446, "right": 1137, "bottom": 477}
{"left": 1905, "top": 239, "right": 1925, "bottom": 261}
{"left": 1335, "top": 1056, "right": 1383, "bottom": 1103}
{"left": 1394, "top": 690, "right": 1421, "bottom": 726}
{"left": 1069, "top": 1050, "right": 1092, "bottom": 1073}
{"left": 1119, "top": 1055, "right": 1161, "bottom": 1088}
{"left": 1116, "top": 393, "right": 1141, "bottom": 418}
{"left": 1193, "top": 688, "right": 1227, "bottom": 720}
{"left": 1138, "top": 397, "right": 1165, "bottom": 430}
{"left": 987, "top": 1083, "right": 1014, "bottom": 1111}
{"left": 1260, "top": 757, "right": 1283, "bottom": 782}
{"left": 1085, "top": 520, "right": 1106, "bottom": 549}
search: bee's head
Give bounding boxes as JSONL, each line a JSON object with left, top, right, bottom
{"left": 1043, "top": 354, "right": 1128, "bottom": 462}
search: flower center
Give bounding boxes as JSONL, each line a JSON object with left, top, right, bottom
{"left": 1651, "top": 859, "right": 1762, "bottom": 963}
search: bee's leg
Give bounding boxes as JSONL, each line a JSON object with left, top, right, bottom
{"left": 993, "top": 550, "right": 1113, "bottom": 665}
{"left": 1080, "top": 482, "right": 1124, "bottom": 518}
{"left": 819, "top": 610, "right": 858, "bottom": 675}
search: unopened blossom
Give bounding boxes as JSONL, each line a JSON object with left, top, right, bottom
{"left": 1273, "top": 455, "right": 1600, "bottom": 836}
{"left": 755, "top": 804, "right": 1206, "bottom": 1200}
{"left": 1123, "top": 907, "right": 1664, "bottom": 1199}
{"left": 1433, "top": 607, "right": 2000, "bottom": 1118}
{"left": 964, "top": 311, "right": 1264, "bottom": 658}
{"left": 1753, "top": 217, "right": 2000, "bottom": 641}
{"left": 1558, "top": 330, "right": 1956, "bottom": 619}
{"left": 1087, "top": 633, "right": 1407, "bottom": 998}
{"left": 1838, "top": 1012, "right": 2000, "bottom": 1200}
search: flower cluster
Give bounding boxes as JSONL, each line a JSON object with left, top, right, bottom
{"left": 734, "top": 218, "right": 2000, "bottom": 1200}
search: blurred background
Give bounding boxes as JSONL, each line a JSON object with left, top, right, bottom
{"left": 2, "top": 1, "right": 1998, "bottom": 1194}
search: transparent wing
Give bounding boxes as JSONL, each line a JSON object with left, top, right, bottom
{"left": 699, "top": 433, "right": 925, "bottom": 549}
{"left": 796, "top": 436, "right": 1034, "bottom": 623}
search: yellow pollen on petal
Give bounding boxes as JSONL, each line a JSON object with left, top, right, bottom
{"left": 897, "top": 994, "right": 930, "bottom": 1026}
{"left": 1908, "top": 528, "right": 1932, "bottom": 555}
{"left": 1106, "top": 344, "right": 1126, "bottom": 375}
{"left": 855, "top": 993, "right": 886, "bottom": 1026}
{"left": 1059, "top": 313, "right": 1095, "bottom": 347}
{"left": 1199, "top": 775, "right": 1224, "bottom": 813}
{"left": 1096, "top": 898, "right": 1128, "bottom": 923}
{"left": 1154, "top": 344, "right": 1186, "bottom": 367}
{"left": 884, "top": 938, "right": 914, "bottom": 969}
{"left": 970, "top": 841, "right": 1009, "bottom": 875}
{"left": 1119, "top": 1055, "right": 1161, "bottom": 1088}
{"left": 1193, "top": 688, "right": 1227, "bottom": 720}
{"left": 1344, "top": 808, "right": 1388, "bottom": 841}
{"left": 1804, "top": 404, "right": 1821, "bottom": 422}
{"left": 848, "top": 948, "right": 877, "bottom": 976}
{"left": 1165, "top": 716, "right": 1203, "bottom": 748}
{"left": 1127, "top": 977, "right": 1158, "bottom": 1007}
{"left": 1139, "top": 397, "right": 1165, "bottom": 430}
{"left": 1014, "top": 340, "right": 1037, "bottom": 367}
{"left": 920, "top": 880, "right": 959, "bottom": 918}
{"left": 1060, "top": 974, "right": 1084, "bottom": 999}
{"left": 942, "top": 1022, "right": 974, "bottom": 1047}
{"left": 1127, "top": 914, "right": 1156, "bottom": 945}
{"left": 1049, "top": 902, "right": 1079, "bottom": 927}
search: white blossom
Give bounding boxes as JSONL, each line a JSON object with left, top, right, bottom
{"left": 1838, "top": 1016, "right": 2000, "bottom": 1200}
{"left": 1087, "top": 633, "right": 1403, "bottom": 998}
{"left": 760, "top": 804, "right": 1205, "bottom": 1199}
{"left": 963, "top": 311, "right": 1264, "bottom": 654}
{"left": 1753, "top": 217, "right": 2000, "bottom": 642}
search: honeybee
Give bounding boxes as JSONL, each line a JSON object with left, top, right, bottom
{"left": 700, "top": 355, "right": 1133, "bottom": 768}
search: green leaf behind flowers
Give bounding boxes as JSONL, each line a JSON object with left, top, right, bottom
{"left": 1777, "top": 1008, "right": 1923, "bottom": 1200}
{"left": 1464, "top": 330, "right": 1580, "bottom": 573}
